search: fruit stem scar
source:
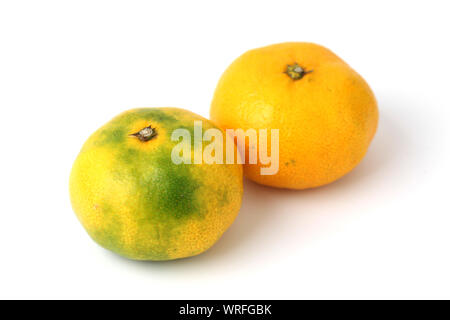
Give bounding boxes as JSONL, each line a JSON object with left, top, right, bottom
{"left": 284, "top": 63, "right": 313, "bottom": 80}
{"left": 130, "top": 125, "right": 157, "bottom": 142}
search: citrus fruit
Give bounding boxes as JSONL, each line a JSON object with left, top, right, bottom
{"left": 210, "top": 42, "right": 378, "bottom": 189}
{"left": 69, "top": 108, "right": 243, "bottom": 260}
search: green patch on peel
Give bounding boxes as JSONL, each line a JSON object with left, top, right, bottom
{"left": 95, "top": 127, "right": 127, "bottom": 146}
{"left": 153, "top": 169, "right": 201, "bottom": 219}
{"left": 146, "top": 150, "right": 202, "bottom": 220}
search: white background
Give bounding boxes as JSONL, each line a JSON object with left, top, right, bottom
{"left": 1, "top": 0, "right": 449, "bottom": 299}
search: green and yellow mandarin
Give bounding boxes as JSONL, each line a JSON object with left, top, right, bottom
{"left": 69, "top": 108, "right": 243, "bottom": 261}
